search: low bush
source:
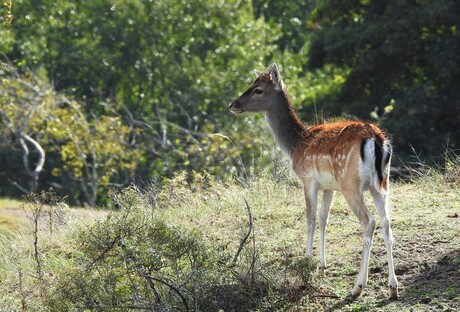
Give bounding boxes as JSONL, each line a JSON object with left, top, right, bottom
{"left": 1, "top": 175, "right": 317, "bottom": 311}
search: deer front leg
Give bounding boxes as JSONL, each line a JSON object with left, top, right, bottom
{"left": 304, "top": 180, "right": 318, "bottom": 257}
{"left": 319, "top": 190, "right": 334, "bottom": 275}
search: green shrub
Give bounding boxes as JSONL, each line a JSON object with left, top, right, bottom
{"left": 45, "top": 186, "right": 219, "bottom": 311}
{"left": 1, "top": 178, "right": 319, "bottom": 311}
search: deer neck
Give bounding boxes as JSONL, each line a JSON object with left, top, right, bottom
{"left": 265, "top": 91, "right": 305, "bottom": 158}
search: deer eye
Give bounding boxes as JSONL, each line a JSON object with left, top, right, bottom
{"left": 253, "top": 89, "right": 263, "bottom": 95}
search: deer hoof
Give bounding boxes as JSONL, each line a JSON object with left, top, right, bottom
{"left": 351, "top": 284, "right": 364, "bottom": 297}
{"left": 318, "top": 266, "right": 326, "bottom": 276}
{"left": 389, "top": 286, "right": 399, "bottom": 299}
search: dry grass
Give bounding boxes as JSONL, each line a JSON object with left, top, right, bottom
{"left": 0, "top": 165, "right": 459, "bottom": 311}
{"left": 0, "top": 199, "right": 27, "bottom": 232}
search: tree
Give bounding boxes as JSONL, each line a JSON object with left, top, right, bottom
{"left": 1, "top": 0, "right": 13, "bottom": 25}
{"left": 307, "top": 0, "right": 460, "bottom": 161}
{"left": 45, "top": 99, "right": 140, "bottom": 205}
{"left": 0, "top": 68, "right": 48, "bottom": 192}
{"left": 1, "top": 0, "right": 287, "bottom": 185}
{"left": 253, "top": 0, "right": 317, "bottom": 52}
{"left": 0, "top": 66, "right": 140, "bottom": 204}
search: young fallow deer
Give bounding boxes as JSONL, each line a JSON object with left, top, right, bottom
{"left": 229, "top": 64, "right": 398, "bottom": 299}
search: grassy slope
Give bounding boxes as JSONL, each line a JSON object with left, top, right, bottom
{"left": 0, "top": 174, "right": 459, "bottom": 311}
{"left": 154, "top": 174, "right": 460, "bottom": 311}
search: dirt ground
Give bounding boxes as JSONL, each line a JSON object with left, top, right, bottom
{"left": 310, "top": 244, "right": 460, "bottom": 312}
{"left": 301, "top": 182, "right": 460, "bottom": 312}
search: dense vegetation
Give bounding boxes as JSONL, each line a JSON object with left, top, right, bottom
{"left": 1, "top": 0, "right": 459, "bottom": 204}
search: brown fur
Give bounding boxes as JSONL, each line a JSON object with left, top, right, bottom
{"left": 292, "top": 121, "right": 388, "bottom": 188}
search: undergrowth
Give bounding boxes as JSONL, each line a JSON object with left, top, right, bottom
{"left": 406, "top": 148, "right": 460, "bottom": 185}
{"left": 0, "top": 152, "right": 459, "bottom": 311}
{"left": 0, "top": 172, "right": 315, "bottom": 311}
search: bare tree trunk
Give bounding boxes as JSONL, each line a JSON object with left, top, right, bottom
{"left": 18, "top": 132, "right": 45, "bottom": 193}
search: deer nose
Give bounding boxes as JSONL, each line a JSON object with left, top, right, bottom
{"left": 229, "top": 100, "right": 240, "bottom": 109}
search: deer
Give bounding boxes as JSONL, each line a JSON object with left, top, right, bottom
{"left": 229, "top": 63, "right": 399, "bottom": 299}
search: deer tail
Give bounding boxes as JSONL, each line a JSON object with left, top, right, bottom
{"left": 360, "top": 137, "right": 392, "bottom": 194}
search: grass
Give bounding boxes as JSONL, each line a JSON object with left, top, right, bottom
{"left": 0, "top": 198, "right": 107, "bottom": 230}
{"left": 0, "top": 198, "right": 26, "bottom": 232}
{"left": 0, "top": 166, "right": 459, "bottom": 311}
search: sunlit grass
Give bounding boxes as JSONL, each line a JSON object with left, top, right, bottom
{"left": 0, "top": 160, "right": 459, "bottom": 310}
{"left": 0, "top": 198, "right": 26, "bottom": 232}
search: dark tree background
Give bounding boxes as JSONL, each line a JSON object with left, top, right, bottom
{"left": 307, "top": 0, "right": 460, "bottom": 160}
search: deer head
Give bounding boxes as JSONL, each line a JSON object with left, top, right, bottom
{"left": 229, "top": 63, "right": 285, "bottom": 114}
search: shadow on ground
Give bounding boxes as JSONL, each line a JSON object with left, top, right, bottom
{"left": 398, "top": 248, "right": 460, "bottom": 309}
{"left": 323, "top": 249, "right": 460, "bottom": 311}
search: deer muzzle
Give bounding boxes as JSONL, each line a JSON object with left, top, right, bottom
{"left": 229, "top": 100, "right": 244, "bottom": 114}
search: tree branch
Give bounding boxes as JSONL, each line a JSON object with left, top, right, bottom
{"left": 18, "top": 132, "right": 45, "bottom": 192}
{"left": 20, "top": 133, "right": 46, "bottom": 175}
{"left": 144, "top": 274, "right": 189, "bottom": 312}
{"left": 231, "top": 197, "right": 253, "bottom": 266}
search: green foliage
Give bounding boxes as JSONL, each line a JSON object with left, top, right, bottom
{"left": 0, "top": 0, "right": 355, "bottom": 204}
{"left": 45, "top": 103, "right": 141, "bottom": 203}
{"left": 1, "top": 0, "right": 293, "bottom": 197}
{"left": 308, "top": 0, "right": 460, "bottom": 161}
{"left": 0, "top": 180, "right": 320, "bottom": 311}
{"left": 253, "top": 0, "right": 317, "bottom": 52}
{"left": 1, "top": 1, "right": 14, "bottom": 25}
{"left": 288, "top": 256, "right": 318, "bottom": 286}
{"left": 1, "top": 0, "right": 459, "bottom": 204}
{"left": 49, "top": 191, "right": 215, "bottom": 310}
{"left": 0, "top": 69, "right": 140, "bottom": 204}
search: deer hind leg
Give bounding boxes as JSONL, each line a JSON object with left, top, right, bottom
{"left": 319, "top": 190, "right": 334, "bottom": 275}
{"left": 371, "top": 188, "right": 399, "bottom": 299}
{"left": 303, "top": 180, "right": 318, "bottom": 257}
{"left": 343, "top": 191, "right": 375, "bottom": 297}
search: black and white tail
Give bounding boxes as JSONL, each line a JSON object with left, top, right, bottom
{"left": 361, "top": 138, "right": 392, "bottom": 194}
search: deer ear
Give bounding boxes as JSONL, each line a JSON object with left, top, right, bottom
{"left": 254, "top": 69, "right": 263, "bottom": 78}
{"left": 269, "top": 63, "right": 284, "bottom": 90}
